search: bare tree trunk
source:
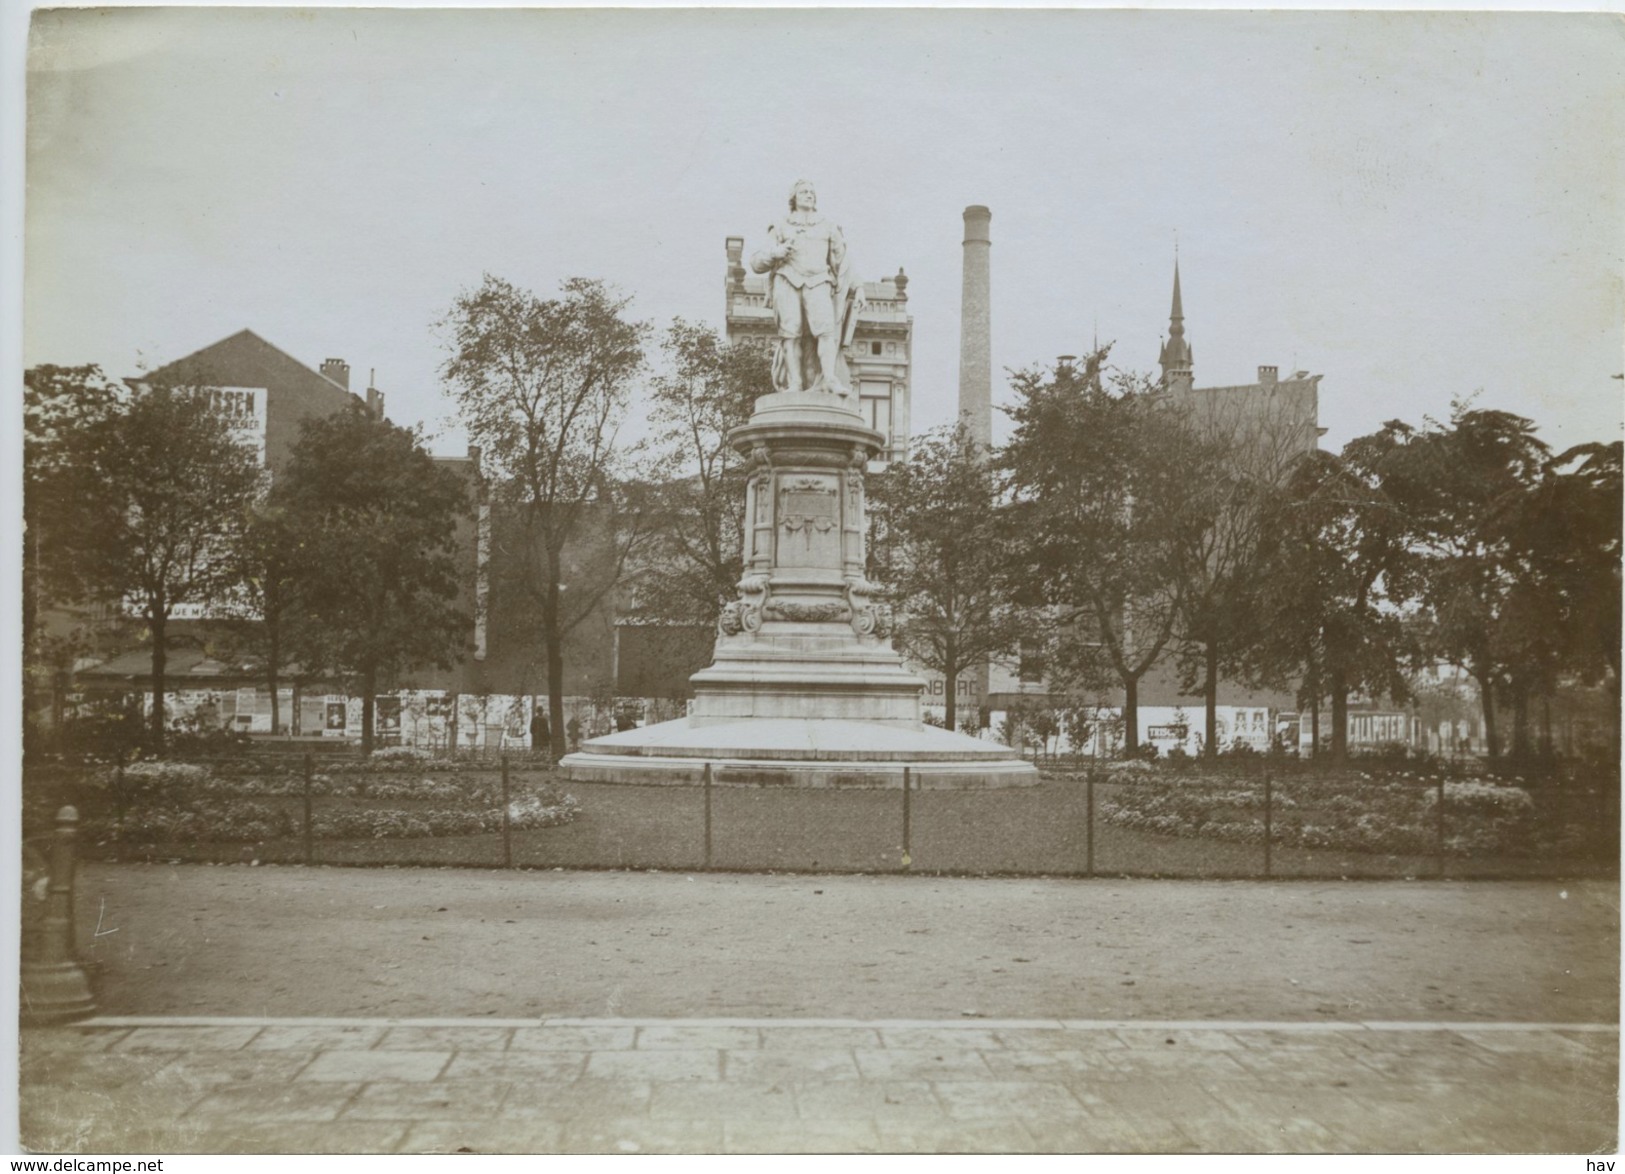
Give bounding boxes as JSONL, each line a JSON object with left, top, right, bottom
{"left": 546, "top": 551, "right": 568, "bottom": 760}
{"left": 1123, "top": 674, "right": 1140, "bottom": 755}
{"left": 943, "top": 637, "right": 959, "bottom": 732}
{"left": 266, "top": 626, "right": 281, "bottom": 736}
{"left": 1477, "top": 672, "right": 1500, "bottom": 759}
{"left": 1330, "top": 664, "right": 1348, "bottom": 762}
{"left": 1203, "top": 641, "right": 1219, "bottom": 759}
{"left": 1511, "top": 681, "right": 1531, "bottom": 762}
{"left": 149, "top": 606, "right": 167, "bottom": 752}
{"left": 361, "top": 663, "right": 377, "bottom": 755}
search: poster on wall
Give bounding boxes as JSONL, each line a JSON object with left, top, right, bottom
{"left": 324, "top": 698, "right": 348, "bottom": 736}
{"left": 377, "top": 696, "right": 402, "bottom": 744}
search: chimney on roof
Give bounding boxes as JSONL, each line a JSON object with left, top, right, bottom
{"left": 1258, "top": 365, "right": 1278, "bottom": 386}
{"left": 320, "top": 358, "right": 350, "bottom": 390}
{"left": 467, "top": 444, "right": 482, "bottom": 473}
{"left": 365, "top": 368, "right": 385, "bottom": 419}
{"left": 725, "top": 236, "right": 746, "bottom": 293}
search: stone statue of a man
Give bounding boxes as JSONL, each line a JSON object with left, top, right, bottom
{"left": 751, "top": 179, "right": 865, "bottom": 396}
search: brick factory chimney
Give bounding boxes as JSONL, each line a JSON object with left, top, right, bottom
{"left": 320, "top": 358, "right": 350, "bottom": 390}
{"left": 957, "top": 205, "right": 992, "bottom": 448}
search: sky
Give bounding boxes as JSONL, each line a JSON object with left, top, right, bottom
{"left": 20, "top": 7, "right": 1625, "bottom": 457}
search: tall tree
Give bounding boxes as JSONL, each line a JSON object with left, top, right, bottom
{"left": 44, "top": 377, "right": 265, "bottom": 750}
{"left": 209, "top": 484, "right": 312, "bottom": 736}
{"left": 1383, "top": 404, "right": 1550, "bottom": 759}
{"left": 636, "top": 319, "right": 768, "bottom": 625}
{"left": 1168, "top": 386, "right": 1313, "bottom": 756}
{"left": 282, "top": 403, "right": 468, "bottom": 754}
{"left": 22, "top": 365, "right": 124, "bottom": 744}
{"left": 871, "top": 422, "right": 1029, "bottom": 731}
{"left": 1248, "top": 433, "right": 1417, "bottom": 760}
{"left": 1485, "top": 439, "right": 1622, "bottom": 757}
{"left": 1003, "top": 350, "right": 1204, "bottom": 754}
{"left": 440, "top": 275, "right": 649, "bottom": 758}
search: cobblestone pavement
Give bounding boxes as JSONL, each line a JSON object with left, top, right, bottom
{"left": 18, "top": 1017, "right": 1618, "bottom": 1154}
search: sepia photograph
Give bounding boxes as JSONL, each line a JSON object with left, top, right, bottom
{"left": 10, "top": 3, "right": 1622, "bottom": 1159}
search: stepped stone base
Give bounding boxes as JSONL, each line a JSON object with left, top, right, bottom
{"left": 560, "top": 718, "right": 1040, "bottom": 789}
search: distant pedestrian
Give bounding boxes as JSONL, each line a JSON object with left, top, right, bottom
{"left": 566, "top": 717, "right": 581, "bottom": 749}
{"left": 530, "top": 708, "right": 551, "bottom": 756}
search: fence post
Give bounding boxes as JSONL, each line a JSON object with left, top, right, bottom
{"left": 21, "top": 807, "right": 97, "bottom": 1023}
{"left": 902, "top": 766, "right": 912, "bottom": 869}
{"left": 114, "top": 751, "right": 126, "bottom": 831}
{"left": 703, "top": 762, "right": 714, "bottom": 870}
{"left": 1435, "top": 777, "right": 1447, "bottom": 878}
{"left": 1263, "top": 769, "right": 1273, "bottom": 880}
{"left": 501, "top": 754, "right": 513, "bottom": 869}
{"left": 1085, "top": 770, "right": 1096, "bottom": 878}
{"left": 302, "top": 751, "right": 315, "bottom": 866}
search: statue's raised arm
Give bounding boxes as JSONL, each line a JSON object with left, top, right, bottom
{"left": 751, "top": 179, "right": 859, "bottom": 397}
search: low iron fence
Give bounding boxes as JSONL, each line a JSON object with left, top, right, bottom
{"left": 20, "top": 755, "right": 1620, "bottom": 880}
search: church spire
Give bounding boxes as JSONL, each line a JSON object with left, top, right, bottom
{"left": 1158, "top": 256, "right": 1193, "bottom": 392}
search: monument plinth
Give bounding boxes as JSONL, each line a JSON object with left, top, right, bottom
{"left": 561, "top": 182, "right": 1036, "bottom": 788}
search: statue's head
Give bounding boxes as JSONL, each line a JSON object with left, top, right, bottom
{"left": 788, "top": 179, "right": 817, "bottom": 212}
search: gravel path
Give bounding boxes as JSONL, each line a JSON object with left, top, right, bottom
{"left": 72, "top": 863, "right": 1618, "bottom": 1023}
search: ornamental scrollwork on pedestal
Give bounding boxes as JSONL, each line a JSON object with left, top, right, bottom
{"left": 845, "top": 576, "right": 892, "bottom": 639}
{"left": 736, "top": 572, "right": 770, "bottom": 633}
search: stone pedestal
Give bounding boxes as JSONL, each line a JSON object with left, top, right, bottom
{"left": 562, "top": 390, "right": 1035, "bottom": 788}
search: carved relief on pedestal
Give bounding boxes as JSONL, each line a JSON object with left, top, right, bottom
{"left": 845, "top": 575, "right": 893, "bottom": 639}
{"left": 778, "top": 475, "right": 840, "bottom": 566}
{"left": 719, "top": 572, "right": 772, "bottom": 637}
{"left": 762, "top": 600, "right": 851, "bottom": 623}
{"left": 746, "top": 445, "right": 774, "bottom": 565}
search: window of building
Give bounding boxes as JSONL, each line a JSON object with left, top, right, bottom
{"left": 860, "top": 380, "right": 891, "bottom": 440}
{"left": 1018, "top": 639, "right": 1047, "bottom": 685}
{"left": 871, "top": 341, "right": 882, "bottom": 356}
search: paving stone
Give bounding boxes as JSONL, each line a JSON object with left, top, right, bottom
{"left": 191, "top": 1121, "right": 411, "bottom": 1154}
{"left": 151, "top": 1049, "right": 319, "bottom": 1089}
{"left": 991, "top": 1027, "right": 1088, "bottom": 1052}
{"left": 1112, "top": 1028, "right": 1247, "bottom": 1051}
{"left": 978, "top": 1047, "right": 1124, "bottom": 1080}
{"left": 791, "top": 1078, "right": 946, "bottom": 1123}
{"left": 1085, "top": 1078, "right": 1232, "bottom": 1117}
{"left": 298, "top": 1049, "right": 451, "bottom": 1082}
{"left": 187, "top": 1080, "right": 365, "bottom": 1123}
{"left": 342, "top": 1079, "right": 515, "bottom": 1122}
{"left": 722, "top": 1048, "right": 861, "bottom": 1084}
{"left": 758, "top": 1026, "right": 883, "bottom": 1050}
{"left": 441, "top": 1049, "right": 588, "bottom": 1080}
{"left": 637, "top": 1024, "right": 761, "bottom": 1051}
{"left": 500, "top": 1078, "right": 654, "bottom": 1120}
{"left": 931, "top": 1079, "right": 1092, "bottom": 1121}
{"left": 114, "top": 1025, "right": 262, "bottom": 1052}
{"left": 878, "top": 1027, "right": 1007, "bottom": 1051}
{"left": 585, "top": 1047, "right": 721, "bottom": 1082}
{"left": 1103, "top": 1048, "right": 1253, "bottom": 1079}
{"left": 649, "top": 1079, "right": 797, "bottom": 1122}
{"left": 21, "top": 1086, "right": 212, "bottom": 1152}
{"left": 248, "top": 1024, "right": 387, "bottom": 1051}
{"left": 874, "top": 1119, "right": 1036, "bottom": 1153}
{"left": 853, "top": 1047, "right": 994, "bottom": 1081}
{"left": 511, "top": 1025, "right": 636, "bottom": 1051}
{"left": 560, "top": 1116, "right": 725, "bottom": 1153}
{"left": 1454, "top": 1028, "right": 1603, "bottom": 1057}
{"left": 379, "top": 1025, "right": 516, "bottom": 1050}
{"left": 20, "top": 1027, "right": 130, "bottom": 1053}
{"left": 400, "top": 1118, "right": 563, "bottom": 1154}
{"left": 1200, "top": 1047, "right": 1361, "bottom": 1086}
{"left": 723, "top": 1118, "right": 882, "bottom": 1153}
{"left": 21, "top": 1049, "right": 183, "bottom": 1089}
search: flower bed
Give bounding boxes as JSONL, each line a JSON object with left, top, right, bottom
{"left": 1098, "top": 773, "right": 1539, "bottom": 857}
